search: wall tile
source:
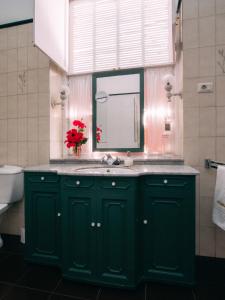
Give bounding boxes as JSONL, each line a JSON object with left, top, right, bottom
{"left": 38, "top": 93, "right": 50, "bottom": 116}
{"left": 18, "top": 70, "right": 28, "bottom": 94}
{"left": 18, "top": 47, "right": 28, "bottom": 70}
{"left": 28, "top": 142, "right": 38, "bottom": 166}
{"left": 216, "top": 46, "right": 225, "bottom": 75}
{"left": 0, "top": 30, "right": 7, "bottom": 50}
{"left": 200, "top": 196, "right": 214, "bottom": 227}
{"left": 0, "top": 73, "right": 7, "bottom": 96}
{"left": 27, "top": 93, "right": 38, "bottom": 117}
{"left": 199, "top": 77, "right": 215, "bottom": 107}
{"left": 216, "top": 137, "right": 225, "bottom": 161}
{"left": 18, "top": 118, "right": 27, "bottom": 141}
{"left": 38, "top": 51, "right": 49, "bottom": 68}
{"left": 27, "top": 117, "right": 38, "bottom": 142}
{"left": 216, "top": 0, "right": 225, "bottom": 14}
{"left": 199, "top": 16, "right": 215, "bottom": 47}
{"left": 183, "top": 19, "right": 199, "bottom": 49}
{"left": 17, "top": 25, "right": 28, "bottom": 47}
{"left": 7, "top": 119, "right": 18, "bottom": 142}
{"left": 27, "top": 69, "right": 38, "bottom": 93}
{"left": 183, "top": 48, "right": 199, "bottom": 78}
{"left": 0, "top": 142, "right": 7, "bottom": 164}
{"left": 183, "top": 107, "right": 199, "bottom": 137}
{"left": 183, "top": 137, "right": 199, "bottom": 165}
{"left": 27, "top": 46, "right": 38, "bottom": 69}
{"left": 7, "top": 49, "right": 18, "bottom": 72}
{"left": 183, "top": 0, "right": 198, "bottom": 19}
{"left": 18, "top": 142, "right": 27, "bottom": 166}
{"left": 216, "top": 14, "right": 225, "bottom": 44}
{"left": 18, "top": 94, "right": 27, "bottom": 118}
{"left": 199, "top": 107, "right": 216, "bottom": 137}
{"left": 216, "top": 75, "right": 225, "bottom": 105}
{"left": 199, "top": 137, "right": 216, "bottom": 166}
{"left": 0, "top": 120, "right": 7, "bottom": 142}
{"left": 7, "top": 72, "right": 18, "bottom": 95}
{"left": 199, "top": 47, "right": 215, "bottom": 76}
{"left": 7, "top": 142, "right": 18, "bottom": 165}
{"left": 200, "top": 226, "right": 216, "bottom": 257}
{"left": 200, "top": 167, "right": 217, "bottom": 197}
{"left": 7, "top": 95, "right": 18, "bottom": 119}
{"left": 7, "top": 27, "right": 17, "bottom": 49}
{"left": 38, "top": 141, "right": 49, "bottom": 164}
{"left": 38, "top": 68, "right": 49, "bottom": 93}
{"left": 0, "top": 96, "right": 7, "bottom": 119}
{"left": 216, "top": 107, "right": 225, "bottom": 136}
{"left": 0, "top": 50, "right": 7, "bottom": 73}
{"left": 38, "top": 117, "right": 50, "bottom": 141}
{"left": 199, "top": 0, "right": 215, "bottom": 17}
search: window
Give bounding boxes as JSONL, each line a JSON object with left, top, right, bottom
{"left": 69, "top": 0, "right": 173, "bottom": 75}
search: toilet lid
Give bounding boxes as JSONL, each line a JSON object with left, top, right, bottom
{"left": 0, "top": 204, "right": 8, "bottom": 213}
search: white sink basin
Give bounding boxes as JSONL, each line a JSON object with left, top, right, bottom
{"left": 74, "top": 166, "right": 136, "bottom": 174}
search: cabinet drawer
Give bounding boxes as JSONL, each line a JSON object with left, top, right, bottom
{"left": 26, "top": 172, "right": 59, "bottom": 183}
{"left": 99, "top": 177, "right": 132, "bottom": 190}
{"left": 143, "top": 176, "right": 189, "bottom": 188}
{"left": 62, "top": 176, "right": 94, "bottom": 189}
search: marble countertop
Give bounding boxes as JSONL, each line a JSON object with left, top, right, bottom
{"left": 24, "top": 164, "right": 199, "bottom": 176}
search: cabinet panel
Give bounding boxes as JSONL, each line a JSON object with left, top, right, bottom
{"left": 62, "top": 191, "right": 96, "bottom": 281}
{"left": 142, "top": 176, "right": 195, "bottom": 285}
{"left": 25, "top": 185, "right": 61, "bottom": 265}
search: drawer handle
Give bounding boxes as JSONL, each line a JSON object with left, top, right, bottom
{"left": 143, "top": 219, "right": 148, "bottom": 225}
{"left": 76, "top": 180, "right": 80, "bottom": 186}
{"left": 163, "top": 179, "right": 168, "bottom": 184}
{"left": 41, "top": 176, "right": 45, "bottom": 181}
{"left": 112, "top": 181, "right": 116, "bottom": 187}
{"left": 91, "top": 222, "right": 95, "bottom": 227}
{"left": 57, "top": 213, "right": 61, "bottom": 217}
{"left": 97, "top": 222, "right": 101, "bottom": 228}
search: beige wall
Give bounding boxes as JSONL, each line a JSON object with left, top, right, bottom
{"left": 183, "top": 0, "right": 225, "bottom": 257}
{"left": 0, "top": 23, "right": 50, "bottom": 234}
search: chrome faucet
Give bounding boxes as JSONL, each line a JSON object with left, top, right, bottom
{"left": 101, "top": 154, "right": 121, "bottom": 165}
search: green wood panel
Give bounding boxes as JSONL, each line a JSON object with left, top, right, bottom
{"left": 25, "top": 173, "right": 61, "bottom": 265}
{"left": 142, "top": 175, "right": 195, "bottom": 285}
{"left": 62, "top": 189, "right": 96, "bottom": 281}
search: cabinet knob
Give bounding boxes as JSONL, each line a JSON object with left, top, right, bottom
{"left": 143, "top": 219, "right": 148, "bottom": 225}
{"left": 41, "top": 176, "right": 45, "bottom": 181}
{"left": 163, "top": 179, "right": 168, "bottom": 184}
{"left": 76, "top": 180, "right": 80, "bottom": 186}
{"left": 97, "top": 222, "right": 101, "bottom": 228}
{"left": 112, "top": 181, "right": 116, "bottom": 187}
{"left": 91, "top": 222, "right": 95, "bottom": 227}
{"left": 57, "top": 213, "right": 61, "bottom": 217}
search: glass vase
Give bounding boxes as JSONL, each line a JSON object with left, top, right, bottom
{"left": 73, "top": 146, "right": 82, "bottom": 157}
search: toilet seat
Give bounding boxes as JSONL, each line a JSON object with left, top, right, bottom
{"left": 0, "top": 204, "right": 8, "bottom": 214}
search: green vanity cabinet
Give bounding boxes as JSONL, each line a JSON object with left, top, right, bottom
{"left": 61, "top": 176, "right": 139, "bottom": 288}
{"left": 25, "top": 172, "right": 61, "bottom": 266}
{"left": 141, "top": 175, "right": 196, "bottom": 285}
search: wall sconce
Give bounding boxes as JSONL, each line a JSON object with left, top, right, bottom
{"left": 51, "top": 85, "right": 70, "bottom": 109}
{"left": 162, "top": 74, "right": 182, "bottom": 102}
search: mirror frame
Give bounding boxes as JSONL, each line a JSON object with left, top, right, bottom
{"left": 92, "top": 68, "right": 144, "bottom": 152}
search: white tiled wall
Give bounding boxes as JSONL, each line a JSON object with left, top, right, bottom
{"left": 183, "top": 0, "right": 225, "bottom": 258}
{"left": 0, "top": 23, "right": 50, "bottom": 235}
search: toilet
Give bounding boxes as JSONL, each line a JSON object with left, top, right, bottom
{"left": 0, "top": 165, "right": 24, "bottom": 248}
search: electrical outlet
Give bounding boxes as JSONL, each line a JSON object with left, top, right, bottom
{"left": 197, "top": 82, "right": 213, "bottom": 93}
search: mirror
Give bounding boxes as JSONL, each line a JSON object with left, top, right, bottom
{"left": 92, "top": 69, "right": 144, "bottom": 152}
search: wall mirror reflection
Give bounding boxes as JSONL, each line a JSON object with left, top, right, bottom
{"left": 92, "top": 69, "right": 144, "bottom": 152}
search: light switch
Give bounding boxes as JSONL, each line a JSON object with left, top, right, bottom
{"left": 197, "top": 82, "right": 213, "bottom": 93}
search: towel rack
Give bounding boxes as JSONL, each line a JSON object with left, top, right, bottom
{"left": 205, "top": 159, "right": 225, "bottom": 169}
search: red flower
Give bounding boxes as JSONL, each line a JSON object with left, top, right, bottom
{"left": 73, "top": 120, "right": 86, "bottom": 128}
{"left": 96, "top": 126, "right": 102, "bottom": 143}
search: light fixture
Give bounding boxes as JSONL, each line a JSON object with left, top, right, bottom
{"left": 162, "top": 74, "right": 182, "bottom": 102}
{"left": 51, "top": 85, "right": 70, "bottom": 109}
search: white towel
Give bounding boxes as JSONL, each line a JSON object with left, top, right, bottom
{"left": 213, "top": 166, "right": 225, "bottom": 230}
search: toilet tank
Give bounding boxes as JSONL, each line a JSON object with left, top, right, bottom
{"left": 0, "top": 165, "right": 24, "bottom": 204}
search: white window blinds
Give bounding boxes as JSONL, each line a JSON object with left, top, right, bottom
{"left": 69, "top": 0, "right": 173, "bottom": 75}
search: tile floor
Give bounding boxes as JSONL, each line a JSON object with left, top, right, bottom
{"left": 0, "top": 235, "right": 224, "bottom": 300}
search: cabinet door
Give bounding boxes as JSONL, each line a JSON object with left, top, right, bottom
{"left": 96, "top": 177, "right": 137, "bottom": 287}
{"left": 142, "top": 176, "right": 195, "bottom": 285}
{"left": 62, "top": 188, "right": 96, "bottom": 281}
{"left": 25, "top": 176, "right": 61, "bottom": 265}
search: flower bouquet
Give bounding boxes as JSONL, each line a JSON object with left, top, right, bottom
{"left": 64, "top": 119, "right": 88, "bottom": 157}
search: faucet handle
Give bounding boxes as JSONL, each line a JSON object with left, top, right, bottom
{"left": 113, "top": 156, "right": 121, "bottom": 165}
